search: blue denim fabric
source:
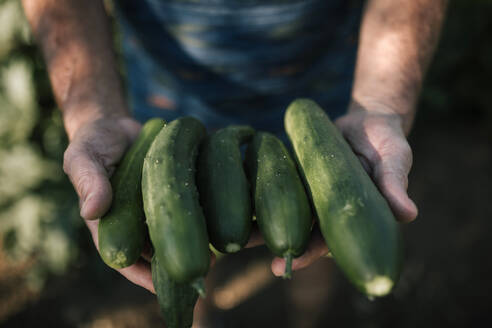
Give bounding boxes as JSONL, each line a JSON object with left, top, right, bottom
{"left": 115, "top": 0, "right": 363, "bottom": 134}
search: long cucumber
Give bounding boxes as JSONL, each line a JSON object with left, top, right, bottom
{"left": 142, "top": 117, "right": 210, "bottom": 294}
{"left": 151, "top": 255, "right": 198, "bottom": 328}
{"left": 98, "top": 118, "right": 165, "bottom": 269}
{"left": 245, "top": 132, "right": 312, "bottom": 278}
{"left": 284, "top": 99, "right": 403, "bottom": 297}
{"left": 197, "top": 125, "right": 255, "bottom": 254}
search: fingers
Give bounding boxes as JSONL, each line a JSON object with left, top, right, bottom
{"left": 374, "top": 165, "right": 418, "bottom": 222}
{"left": 119, "top": 260, "right": 155, "bottom": 294}
{"left": 63, "top": 118, "right": 141, "bottom": 220}
{"left": 84, "top": 218, "right": 155, "bottom": 293}
{"left": 67, "top": 118, "right": 152, "bottom": 292}
{"left": 271, "top": 228, "right": 329, "bottom": 277}
{"left": 116, "top": 250, "right": 217, "bottom": 295}
{"left": 244, "top": 224, "right": 265, "bottom": 248}
{"left": 373, "top": 140, "right": 418, "bottom": 222}
{"left": 64, "top": 144, "right": 112, "bottom": 220}
{"left": 246, "top": 223, "right": 330, "bottom": 277}
{"left": 335, "top": 111, "right": 418, "bottom": 223}
{"left": 84, "top": 219, "right": 100, "bottom": 248}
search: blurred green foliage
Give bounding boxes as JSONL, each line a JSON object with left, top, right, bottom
{"left": 0, "top": 0, "right": 82, "bottom": 290}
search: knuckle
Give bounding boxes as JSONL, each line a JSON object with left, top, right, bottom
{"left": 73, "top": 170, "right": 91, "bottom": 199}
{"left": 63, "top": 143, "right": 98, "bottom": 195}
{"left": 395, "top": 140, "right": 413, "bottom": 173}
{"left": 377, "top": 164, "right": 409, "bottom": 193}
{"left": 379, "top": 138, "right": 413, "bottom": 169}
{"left": 75, "top": 168, "right": 93, "bottom": 189}
{"left": 62, "top": 145, "right": 76, "bottom": 175}
{"left": 401, "top": 141, "right": 413, "bottom": 165}
{"left": 382, "top": 168, "right": 406, "bottom": 184}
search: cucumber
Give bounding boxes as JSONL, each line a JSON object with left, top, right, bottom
{"left": 284, "top": 98, "right": 403, "bottom": 297}
{"left": 152, "top": 255, "right": 198, "bottom": 328}
{"left": 245, "top": 132, "right": 312, "bottom": 279}
{"left": 142, "top": 117, "right": 210, "bottom": 294}
{"left": 197, "top": 125, "right": 255, "bottom": 254}
{"left": 98, "top": 118, "right": 165, "bottom": 269}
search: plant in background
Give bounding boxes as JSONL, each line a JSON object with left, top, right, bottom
{"left": 0, "top": 0, "right": 83, "bottom": 291}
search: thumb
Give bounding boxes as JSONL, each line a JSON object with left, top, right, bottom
{"left": 372, "top": 143, "right": 418, "bottom": 222}
{"left": 63, "top": 146, "right": 112, "bottom": 220}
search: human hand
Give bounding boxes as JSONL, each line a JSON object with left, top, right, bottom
{"left": 268, "top": 101, "right": 418, "bottom": 277}
{"left": 62, "top": 116, "right": 157, "bottom": 293}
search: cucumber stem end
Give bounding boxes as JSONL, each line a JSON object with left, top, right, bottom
{"left": 283, "top": 254, "right": 293, "bottom": 279}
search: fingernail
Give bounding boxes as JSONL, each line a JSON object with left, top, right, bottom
{"left": 406, "top": 200, "right": 419, "bottom": 221}
{"left": 80, "top": 192, "right": 95, "bottom": 219}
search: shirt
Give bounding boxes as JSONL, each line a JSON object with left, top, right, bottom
{"left": 116, "top": 0, "right": 363, "bottom": 133}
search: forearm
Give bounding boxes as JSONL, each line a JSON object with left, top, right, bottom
{"left": 352, "top": 0, "right": 448, "bottom": 134}
{"left": 21, "top": 0, "right": 129, "bottom": 140}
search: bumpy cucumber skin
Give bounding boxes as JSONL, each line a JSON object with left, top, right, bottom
{"left": 284, "top": 99, "right": 403, "bottom": 297}
{"left": 98, "top": 118, "right": 165, "bottom": 269}
{"left": 152, "top": 255, "right": 198, "bottom": 328}
{"left": 142, "top": 117, "right": 210, "bottom": 284}
{"left": 197, "top": 125, "right": 255, "bottom": 254}
{"left": 245, "top": 132, "right": 312, "bottom": 276}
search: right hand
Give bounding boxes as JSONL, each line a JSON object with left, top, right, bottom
{"left": 63, "top": 116, "right": 156, "bottom": 293}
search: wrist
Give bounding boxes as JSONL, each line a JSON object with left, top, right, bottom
{"left": 63, "top": 102, "right": 131, "bottom": 141}
{"left": 348, "top": 96, "right": 415, "bottom": 136}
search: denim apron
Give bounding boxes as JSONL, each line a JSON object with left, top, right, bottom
{"left": 115, "top": 0, "right": 363, "bottom": 134}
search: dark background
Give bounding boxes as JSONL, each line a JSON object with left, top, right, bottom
{"left": 0, "top": 0, "right": 491, "bottom": 327}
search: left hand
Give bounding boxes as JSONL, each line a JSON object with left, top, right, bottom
{"left": 268, "top": 102, "right": 418, "bottom": 276}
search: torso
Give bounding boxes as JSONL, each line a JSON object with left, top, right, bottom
{"left": 116, "top": 0, "right": 362, "bottom": 131}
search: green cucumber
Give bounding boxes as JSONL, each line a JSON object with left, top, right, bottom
{"left": 197, "top": 125, "right": 255, "bottom": 254}
{"left": 151, "top": 255, "right": 198, "bottom": 328}
{"left": 98, "top": 118, "right": 165, "bottom": 269}
{"left": 142, "top": 117, "right": 210, "bottom": 294}
{"left": 245, "top": 132, "right": 312, "bottom": 279}
{"left": 284, "top": 98, "right": 403, "bottom": 297}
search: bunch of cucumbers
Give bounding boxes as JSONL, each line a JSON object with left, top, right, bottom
{"left": 97, "top": 99, "right": 403, "bottom": 328}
